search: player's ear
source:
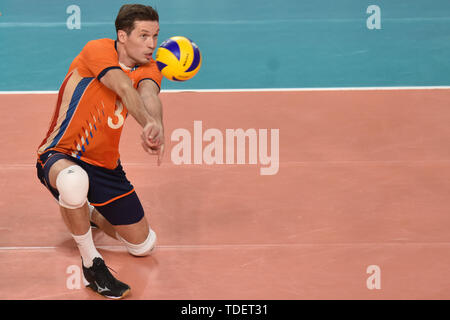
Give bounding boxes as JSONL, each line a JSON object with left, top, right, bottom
{"left": 117, "top": 30, "right": 127, "bottom": 43}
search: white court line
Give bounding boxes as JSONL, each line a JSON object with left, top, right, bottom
{"left": 0, "top": 246, "right": 124, "bottom": 251}
{"left": 3, "top": 241, "right": 450, "bottom": 251}
{"left": 1, "top": 86, "right": 450, "bottom": 95}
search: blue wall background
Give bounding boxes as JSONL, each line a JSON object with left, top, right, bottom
{"left": 0, "top": 0, "right": 449, "bottom": 90}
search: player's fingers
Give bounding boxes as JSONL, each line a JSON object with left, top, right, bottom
{"left": 148, "top": 126, "right": 160, "bottom": 141}
{"left": 143, "top": 132, "right": 159, "bottom": 149}
{"left": 146, "top": 139, "right": 160, "bottom": 149}
{"left": 143, "top": 122, "right": 159, "bottom": 142}
{"left": 142, "top": 123, "right": 164, "bottom": 151}
{"left": 142, "top": 140, "right": 159, "bottom": 155}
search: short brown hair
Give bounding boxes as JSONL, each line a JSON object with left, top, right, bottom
{"left": 115, "top": 4, "right": 159, "bottom": 35}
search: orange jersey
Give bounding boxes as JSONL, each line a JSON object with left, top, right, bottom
{"left": 37, "top": 38, "right": 162, "bottom": 169}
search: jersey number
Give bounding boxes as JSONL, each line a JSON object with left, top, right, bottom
{"left": 107, "top": 101, "right": 125, "bottom": 129}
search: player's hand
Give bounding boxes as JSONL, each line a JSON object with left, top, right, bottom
{"left": 141, "top": 121, "right": 165, "bottom": 166}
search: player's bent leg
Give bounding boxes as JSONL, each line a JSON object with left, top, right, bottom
{"left": 115, "top": 217, "right": 157, "bottom": 257}
{"left": 89, "top": 205, "right": 119, "bottom": 239}
{"left": 93, "top": 188, "right": 157, "bottom": 257}
{"left": 49, "top": 160, "right": 99, "bottom": 262}
{"left": 47, "top": 159, "right": 130, "bottom": 298}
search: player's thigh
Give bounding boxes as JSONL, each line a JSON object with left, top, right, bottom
{"left": 48, "top": 158, "right": 80, "bottom": 189}
{"left": 114, "top": 216, "right": 150, "bottom": 245}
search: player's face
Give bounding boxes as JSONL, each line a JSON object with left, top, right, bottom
{"left": 123, "top": 20, "right": 159, "bottom": 65}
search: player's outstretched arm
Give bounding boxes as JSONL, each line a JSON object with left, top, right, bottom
{"left": 138, "top": 80, "right": 165, "bottom": 165}
{"left": 100, "top": 68, "right": 152, "bottom": 127}
{"left": 100, "top": 68, "right": 164, "bottom": 164}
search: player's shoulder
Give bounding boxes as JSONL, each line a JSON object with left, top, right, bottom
{"left": 137, "top": 59, "right": 162, "bottom": 80}
{"left": 136, "top": 58, "right": 162, "bottom": 89}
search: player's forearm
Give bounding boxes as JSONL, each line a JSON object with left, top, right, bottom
{"left": 137, "top": 80, "right": 164, "bottom": 126}
{"left": 142, "top": 91, "right": 163, "bottom": 126}
{"left": 118, "top": 86, "right": 156, "bottom": 128}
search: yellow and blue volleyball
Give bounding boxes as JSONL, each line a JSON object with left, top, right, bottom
{"left": 155, "top": 36, "right": 202, "bottom": 81}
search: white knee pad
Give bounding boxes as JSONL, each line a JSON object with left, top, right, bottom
{"left": 56, "top": 165, "right": 89, "bottom": 209}
{"left": 117, "top": 229, "right": 157, "bottom": 257}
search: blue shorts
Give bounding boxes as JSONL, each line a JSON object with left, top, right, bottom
{"left": 36, "top": 150, "right": 144, "bottom": 226}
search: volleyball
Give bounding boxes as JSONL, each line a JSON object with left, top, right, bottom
{"left": 155, "top": 36, "right": 202, "bottom": 81}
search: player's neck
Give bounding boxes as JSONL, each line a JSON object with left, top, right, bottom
{"left": 116, "top": 41, "right": 138, "bottom": 69}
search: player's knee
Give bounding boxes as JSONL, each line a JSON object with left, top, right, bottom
{"left": 117, "top": 229, "right": 157, "bottom": 257}
{"left": 56, "top": 165, "right": 89, "bottom": 209}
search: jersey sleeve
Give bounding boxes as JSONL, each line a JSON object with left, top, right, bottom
{"left": 136, "top": 59, "right": 163, "bottom": 91}
{"left": 79, "top": 39, "right": 121, "bottom": 80}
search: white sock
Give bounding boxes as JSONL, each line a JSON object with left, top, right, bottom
{"left": 71, "top": 228, "right": 102, "bottom": 268}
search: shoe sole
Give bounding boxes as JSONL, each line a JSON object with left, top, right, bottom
{"left": 103, "top": 288, "right": 130, "bottom": 300}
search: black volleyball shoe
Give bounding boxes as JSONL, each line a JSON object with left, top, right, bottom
{"left": 82, "top": 257, "right": 131, "bottom": 299}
